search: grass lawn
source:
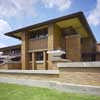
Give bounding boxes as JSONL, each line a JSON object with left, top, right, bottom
{"left": 0, "top": 83, "right": 100, "bottom": 100}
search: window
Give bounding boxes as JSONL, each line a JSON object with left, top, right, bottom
{"left": 3, "top": 50, "right": 9, "bottom": 55}
{"left": 81, "top": 38, "right": 84, "bottom": 44}
{"left": 36, "top": 52, "right": 43, "bottom": 61}
{"left": 11, "top": 57, "right": 21, "bottom": 61}
{"left": 91, "top": 54, "right": 96, "bottom": 61}
{"left": 39, "top": 28, "right": 48, "bottom": 39}
{"left": 29, "top": 53, "right": 32, "bottom": 61}
{"left": 11, "top": 50, "right": 15, "bottom": 55}
{"left": 30, "top": 32, "right": 38, "bottom": 39}
{"left": 11, "top": 48, "right": 20, "bottom": 55}
{"left": 29, "top": 28, "right": 48, "bottom": 40}
{"left": 63, "top": 27, "right": 77, "bottom": 36}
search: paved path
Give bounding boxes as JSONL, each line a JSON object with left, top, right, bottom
{"left": 0, "top": 77, "right": 100, "bottom": 96}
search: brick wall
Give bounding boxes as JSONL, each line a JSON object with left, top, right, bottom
{"left": 96, "top": 53, "right": 100, "bottom": 61}
{"left": 59, "top": 67, "right": 100, "bottom": 86}
{"left": 8, "top": 63, "right": 21, "bottom": 70}
{"left": 96, "top": 44, "right": 100, "bottom": 61}
{"left": 29, "top": 38, "right": 48, "bottom": 50}
{"left": 0, "top": 63, "right": 21, "bottom": 70}
{"left": 29, "top": 62, "right": 48, "bottom": 70}
{"left": 0, "top": 62, "right": 100, "bottom": 86}
{"left": 65, "top": 35, "right": 81, "bottom": 61}
{"left": 0, "top": 64, "right": 8, "bottom": 69}
{"left": 81, "top": 38, "right": 95, "bottom": 53}
{"left": 96, "top": 44, "right": 100, "bottom": 52}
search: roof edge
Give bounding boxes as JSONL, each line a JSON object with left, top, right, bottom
{"left": 5, "top": 12, "right": 83, "bottom": 37}
{"left": 5, "top": 11, "right": 96, "bottom": 42}
{"left": 0, "top": 44, "right": 21, "bottom": 50}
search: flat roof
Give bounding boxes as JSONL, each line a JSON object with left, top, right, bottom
{"left": 0, "top": 44, "right": 21, "bottom": 51}
{"left": 5, "top": 11, "right": 96, "bottom": 41}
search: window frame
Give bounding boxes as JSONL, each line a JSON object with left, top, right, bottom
{"left": 29, "top": 28, "right": 48, "bottom": 40}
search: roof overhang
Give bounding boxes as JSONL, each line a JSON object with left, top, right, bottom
{"left": 0, "top": 44, "right": 21, "bottom": 51}
{"left": 5, "top": 12, "right": 96, "bottom": 42}
{"left": 56, "top": 17, "right": 88, "bottom": 38}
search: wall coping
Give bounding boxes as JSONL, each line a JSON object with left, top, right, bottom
{"left": 0, "top": 77, "right": 100, "bottom": 95}
{"left": 57, "top": 61, "right": 100, "bottom": 68}
{"left": 0, "top": 70, "right": 59, "bottom": 75}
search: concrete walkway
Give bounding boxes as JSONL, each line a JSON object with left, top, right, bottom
{"left": 0, "top": 77, "right": 100, "bottom": 96}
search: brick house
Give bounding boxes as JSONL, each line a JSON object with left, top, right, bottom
{"left": 0, "top": 45, "right": 21, "bottom": 63}
{"left": 0, "top": 12, "right": 98, "bottom": 70}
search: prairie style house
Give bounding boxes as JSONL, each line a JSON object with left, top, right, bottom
{"left": 0, "top": 45, "right": 21, "bottom": 63}
{"left": 0, "top": 12, "right": 98, "bottom": 70}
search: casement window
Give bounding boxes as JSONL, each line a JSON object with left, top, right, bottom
{"left": 11, "top": 50, "right": 15, "bottom": 55}
{"left": 3, "top": 50, "right": 9, "bottom": 55}
{"left": 36, "top": 52, "right": 43, "bottom": 61}
{"left": 30, "top": 28, "right": 48, "bottom": 40}
{"left": 29, "top": 53, "right": 32, "bottom": 61}
{"left": 11, "top": 48, "right": 20, "bottom": 55}
{"left": 63, "top": 27, "right": 77, "bottom": 36}
{"left": 29, "top": 52, "right": 43, "bottom": 61}
{"left": 11, "top": 57, "right": 21, "bottom": 61}
{"left": 0, "top": 58, "right": 4, "bottom": 63}
{"left": 81, "top": 38, "right": 84, "bottom": 44}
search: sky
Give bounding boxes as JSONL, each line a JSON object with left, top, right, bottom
{"left": 0, "top": 0, "right": 100, "bottom": 48}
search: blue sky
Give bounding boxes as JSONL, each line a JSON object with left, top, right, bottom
{"left": 0, "top": 0, "right": 100, "bottom": 47}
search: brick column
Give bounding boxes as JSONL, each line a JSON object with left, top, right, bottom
{"left": 48, "top": 23, "right": 54, "bottom": 69}
{"left": 43, "top": 51, "right": 47, "bottom": 70}
{"left": 48, "top": 23, "right": 62, "bottom": 50}
{"left": 65, "top": 35, "right": 81, "bottom": 61}
{"left": 32, "top": 52, "right": 36, "bottom": 70}
{"left": 48, "top": 23, "right": 54, "bottom": 50}
{"left": 21, "top": 32, "right": 29, "bottom": 70}
{"left": 48, "top": 23, "right": 62, "bottom": 69}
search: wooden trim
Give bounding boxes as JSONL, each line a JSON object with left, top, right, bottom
{"left": 43, "top": 51, "right": 47, "bottom": 70}
{"left": 29, "top": 49, "right": 48, "bottom": 53}
{"left": 32, "top": 52, "right": 36, "bottom": 70}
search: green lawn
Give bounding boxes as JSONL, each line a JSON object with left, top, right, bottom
{"left": 0, "top": 83, "right": 100, "bottom": 100}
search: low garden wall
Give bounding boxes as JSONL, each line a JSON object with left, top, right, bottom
{"left": 57, "top": 62, "right": 100, "bottom": 86}
{"left": 0, "top": 62, "right": 21, "bottom": 70}
{"left": 0, "top": 63, "right": 8, "bottom": 69}
{"left": 0, "top": 62, "right": 100, "bottom": 86}
{"left": 0, "top": 77, "right": 100, "bottom": 96}
{"left": 0, "top": 62, "right": 100, "bottom": 95}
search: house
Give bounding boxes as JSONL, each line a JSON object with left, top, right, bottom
{"left": 0, "top": 45, "right": 21, "bottom": 64}
{"left": 1, "top": 12, "right": 97, "bottom": 70}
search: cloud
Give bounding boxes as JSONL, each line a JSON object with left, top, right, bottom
{"left": 0, "top": 43, "right": 6, "bottom": 48}
{"left": 0, "top": 19, "right": 11, "bottom": 40}
{"left": 88, "top": 0, "right": 100, "bottom": 26}
{"left": 0, "top": 0, "right": 37, "bottom": 18}
{"left": 42, "top": 0, "right": 72, "bottom": 11}
{"left": 0, "top": 19, "right": 21, "bottom": 48}
{"left": 0, "top": 0, "right": 72, "bottom": 18}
